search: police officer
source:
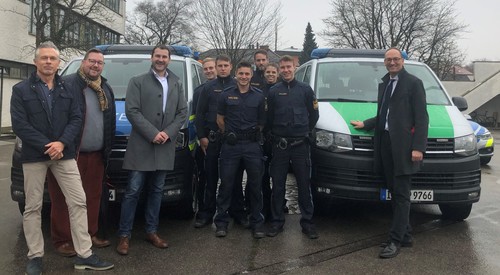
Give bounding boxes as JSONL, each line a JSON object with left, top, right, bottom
{"left": 260, "top": 63, "right": 280, "bottom": 219}
{"left": 250, "top": 49, "right": 269, "bottom": 90}
{"left": 194, "top": 55, "right": 246, "bottom": 228}
{"left": 214, "top": 61, "right": 266, "bottom": 239}
{"left": 267, "top": 55, "right": 319, "bottom": 239}
{"left": 192, "top": 58, "right": 216, "bottom": 222}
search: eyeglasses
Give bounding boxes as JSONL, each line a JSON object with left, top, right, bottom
{"left": 384, "top": 57, "right": 402, "bottom": 63}
{"left": 87, "top": 59, "right": 105, "bottom": 66}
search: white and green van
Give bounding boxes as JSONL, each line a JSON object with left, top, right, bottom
{"left": 296, "top": 49, "right": 481, "bottom": 220}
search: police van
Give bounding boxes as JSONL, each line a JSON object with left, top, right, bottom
{"left": 296, "top": 48, "right": 481, "bottom": 220}
{"left": 10, "top": 45, "right": 204, "bottom": 218}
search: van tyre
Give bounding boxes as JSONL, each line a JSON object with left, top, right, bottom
{"left": 439, "top": 203, "right": 472, "bottom": 221}
{"left": 480, "top": 156, "right": 491, "bottom": 165}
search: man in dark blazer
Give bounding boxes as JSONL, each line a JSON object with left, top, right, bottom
{"left": 351, "top": 47, "right": 429, "bottom": 259}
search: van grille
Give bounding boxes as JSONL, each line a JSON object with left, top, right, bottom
{"left": 352, "top": 136, "right": 455, "bottom": 158}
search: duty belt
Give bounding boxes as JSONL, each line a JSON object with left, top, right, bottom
{"left": 274, "top": 136, "right": 307, "bottom": 150}
{"left": 223, "top": 131, "right": 258, "bottom": 145}
{"left": 208, "top": 130, "right": 221, "bottom": 143}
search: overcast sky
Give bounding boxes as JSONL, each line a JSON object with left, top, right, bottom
{"left": 125, "top": 0, "right": 500, "bottom": 63}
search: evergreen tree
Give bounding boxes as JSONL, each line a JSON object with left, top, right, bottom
{"left": 300, "top": 22, "right": 319, "bottom": 65}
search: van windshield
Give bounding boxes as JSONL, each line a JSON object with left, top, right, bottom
{"left": 61, "top": 57, "right": 186, "bottom": 100}
{"left": 315, "top": 61, "right": 450, "bottom": 105}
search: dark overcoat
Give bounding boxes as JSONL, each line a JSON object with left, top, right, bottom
{"left": 364, "top": 68, "right": 428, "bottom": 176}
{"left": 123, "top": 68, "right": 188, "bottom": 171}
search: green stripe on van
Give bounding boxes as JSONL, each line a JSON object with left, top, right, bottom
{"left": 426, "top": 105, "right": 453, "bottom": 138}
{"left": 330, "top": 102, "right": 453, "bottom": 138}
{"left": 330, "top": 102, "right": 377, "bottom": 136}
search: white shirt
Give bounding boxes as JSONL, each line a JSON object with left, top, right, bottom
{"left": 153, "top": 69, "right": 169, "bottom": 113}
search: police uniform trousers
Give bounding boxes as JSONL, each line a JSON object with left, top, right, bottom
{"left": 197, "top": 140, "right": 246, "bottom": 222}
{"left": 214, "top": 140, "right": 264, "bottom": 228}
{"left": 380, "top": 130, "right": 413, "bottom": 243}
{"left": 270, "top": 141, "right": 314, "bottom": 229}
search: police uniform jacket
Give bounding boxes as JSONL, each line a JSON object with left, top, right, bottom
{"left": 250, "top": 69, "right": 266, "bottom": 91}
{"left": 195, "top": 76, "right": 236, "bottom": 139}
{"left": 363, "top": 68, "right": 428, "bottom": 176}
{"left": 217, "top": 86, "right": 266, "bottom": 133}
{"left": 267, "top": 78, "right": 319, "bottom": 137}
{"left": 10, "top": 72, "right": 82, "bottom": 163}
{"left": 123, "top": 68, "right": 188, "bottom": 171}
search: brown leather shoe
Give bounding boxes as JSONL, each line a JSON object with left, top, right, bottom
{"left": 56, "top": 242, "right": 76, "bottom": 257}
{"left": 92, "top": 236, "right": 111, "bottom": 248}
{"left": 146, "top": 232, "right": 168, "bottom": 249}
{"left": 116, "top": 236, "right": 129, "bottom": 255}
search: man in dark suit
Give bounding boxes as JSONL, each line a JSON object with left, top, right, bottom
{"left": 351, "top": 47, "right": 429, "bottom": 259}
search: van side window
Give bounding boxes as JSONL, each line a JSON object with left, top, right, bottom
{"left": 191, "top": 63, "right": 201, "bottom": 88}
{"left": 295, "top": 66, "right": 306, "bottom": 82}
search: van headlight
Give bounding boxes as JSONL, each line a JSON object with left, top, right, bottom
{"left": 454, "top": 134, "right": 477, "bottom": 156}
{"left": 315, "top": 130, "right": 353, "bottom": 152}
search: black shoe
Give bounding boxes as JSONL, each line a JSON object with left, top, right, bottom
{"left": 380, "top": 237, "right": 413, "bottom": 248}
{"left": 234, "top": 217, "right": 250, "bottom": 229}
{"left": 379, "top": 242, "right": 401, "bottom": 259}
{"left": 194, "top": 218, "right": 211, "bottom": 228}
{"left": 252, "top": 227, "right": 266, "bottom": 239}
{"left": 266, "top": 226, "right": 283, "bottom": 237}
{"left": 302, "top": 226, "right": 319, "bottom": 239}
{"left": 215, "top": 227, "right": 228, "bottom": 238}
{"left": 26, "top": 257, "right": 42, "bottom": 275}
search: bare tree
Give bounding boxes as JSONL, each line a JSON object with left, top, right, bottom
{"left": 322, "top": 0, "right": 467, "bottom": 79}
{"left": 124, "top": 0, "right": 196, "bottom": 47}
{"left": 193, "top": 0, "right": 282, "bottom": 67}
{"left": 3, "top": 0, "right": 116, "bottom": 58}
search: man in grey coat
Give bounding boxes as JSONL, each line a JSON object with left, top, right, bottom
{"left": 116, "top": 45, "right": 188, "bottom": 255}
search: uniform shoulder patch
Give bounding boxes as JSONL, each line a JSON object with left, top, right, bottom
{"left": 313, "top": 99, "right": 319, "bottom": 110}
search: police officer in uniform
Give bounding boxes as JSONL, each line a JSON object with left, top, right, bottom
{"left": 194, "top": 55, "right": 246, "bottom": 228}
{"left": 214, "top": 61, "right": 266, "bottom": 238}
{"left": 267, "top": 55, "right": 319, "bottom": 239}
{"left": 192, "top": 58, "right": 216, "bottom": 223}
{"left": 250, "top": 49, "right": 269, "bottom": 90}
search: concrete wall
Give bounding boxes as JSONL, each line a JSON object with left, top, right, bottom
{"left": 442, "top": 61, "right": 500, "bottom": 127}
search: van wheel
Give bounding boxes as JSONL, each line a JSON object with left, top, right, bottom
{"left": 480, "top": 156, "right": 491, "bottom": 165}
{"left": 439, "top": 203, "right": 472, "bottom": 221}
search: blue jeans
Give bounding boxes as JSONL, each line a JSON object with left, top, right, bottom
{"left": 118, "top": 170, "right": 167, "bottom": 237}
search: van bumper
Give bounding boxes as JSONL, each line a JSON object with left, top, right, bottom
{"left": 10, "top": 147, "right": 194, "bottom": 205}
{"left": 311, "top": 148, "right": 481, "bottom": 204}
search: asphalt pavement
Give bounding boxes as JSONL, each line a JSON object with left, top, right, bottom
{"left": 0, "top": 132, "right": 499, "bottom": 274}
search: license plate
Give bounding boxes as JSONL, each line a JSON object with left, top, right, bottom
{"left": 380, "top": 189, "right": 434, "bottom": 202}
{"left": 108, "top": 189, "right": 116, "bottom": 201}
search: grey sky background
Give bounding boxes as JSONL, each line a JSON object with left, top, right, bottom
{"left": 125, "top": 0, "right": 499, "bottom": 63}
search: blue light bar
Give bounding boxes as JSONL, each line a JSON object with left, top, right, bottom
{"left": 311, "top": 48, "right": 387, "bottom": 59}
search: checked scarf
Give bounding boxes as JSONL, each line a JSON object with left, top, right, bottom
{"left": 78, "top": 68, "right": 109, "bottom": 111}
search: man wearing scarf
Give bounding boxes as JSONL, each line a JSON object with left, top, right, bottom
{"left": 47, "top": 48, "right": 116, "bottom": 257}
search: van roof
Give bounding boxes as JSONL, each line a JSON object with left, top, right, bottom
{"left": 311, "top": 48, "right": 409, "bottom": 60}
{"left": 95, "top": 44, "right": 194, "bottom": 57}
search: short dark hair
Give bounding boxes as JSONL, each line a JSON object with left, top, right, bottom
{"left": 236, "top": 61, "right": 253, "bottom": 71}
{"left": 279, "top": 55, "right": 294, "bottom": 63}
{"left": 253, "top": 49, "right": 268, "bottom": 59}
{"left": 83, "top": 48, "right": 103, "bottom": 60}
{"left": 216, "top": 54, "right": 231, "bottom": 64}
{"left": 151, "top": 45, "right": 171, "bottom": 58}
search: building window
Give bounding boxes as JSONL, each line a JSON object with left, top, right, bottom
{"left": 99, "top": 0, "right": 120, "bottom": 14}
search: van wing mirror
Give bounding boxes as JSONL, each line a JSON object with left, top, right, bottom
{"left": 452, "top": 96, "right": 468, "bottom": 111}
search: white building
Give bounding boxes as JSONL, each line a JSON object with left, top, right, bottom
{"left": 0, "top": 0, "right": 126, "bottom": 133}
